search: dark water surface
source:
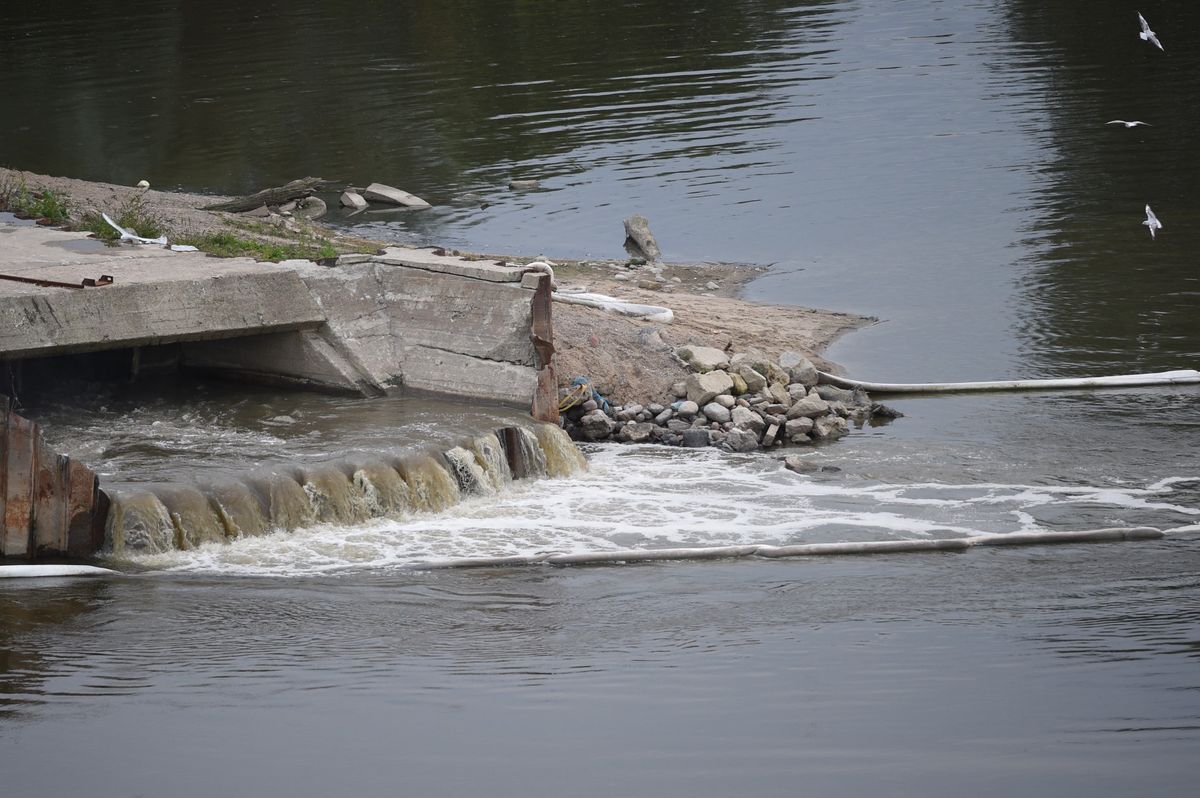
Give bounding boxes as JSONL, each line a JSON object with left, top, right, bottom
{"left": 2, "top": 1, "right": 1199, "bottom": 795}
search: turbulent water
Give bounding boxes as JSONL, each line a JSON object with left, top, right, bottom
{"left": 2, "top": 1, "right": 1199, "bottom": 796}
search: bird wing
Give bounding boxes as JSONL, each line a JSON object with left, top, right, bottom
{"left": 1106, "top": 120, "right": 1124, "bottom": 125}
{"left": 1138, "top": 12, "right": 1151, "bottom": 34}
{"left": 1149, "top": 32, "right": 1163, "bottom": 51}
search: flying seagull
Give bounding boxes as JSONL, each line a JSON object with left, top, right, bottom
{"left": 1107, "top": 120, "right": 1151, "bottom": 128}
{"left": 1138, "top": 12, "right": 1163, "bottom": 51}
{"left": 1143, "top": 204, "right": 1162, "bottom": 239}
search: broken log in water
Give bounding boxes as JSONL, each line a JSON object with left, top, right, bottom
{"left": 203, "top": 177, "right": 332, "bottom": 213}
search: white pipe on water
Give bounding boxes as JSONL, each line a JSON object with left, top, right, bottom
{"left": 0, "top": 564, "right": 121, "bottom": 579}
{"left": 818, "top": 369, "right": 1200, "bottom": 394}
{"left": 419, "top": 526, "right": 1167, "bottom": 569}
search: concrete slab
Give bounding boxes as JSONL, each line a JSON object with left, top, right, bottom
{"left": 0, "top": 225, "right": 325, "bottom": 358}
{"left": 375, "top": 246, "right": 527, "bottom": 283}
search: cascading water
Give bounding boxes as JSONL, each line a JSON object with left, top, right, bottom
{"left": 102, "top": 423, "right": 578, "bottom": 557}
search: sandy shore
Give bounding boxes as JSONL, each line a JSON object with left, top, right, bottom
{"left": 1, "top": 165, "right": 874, "bottom": 406}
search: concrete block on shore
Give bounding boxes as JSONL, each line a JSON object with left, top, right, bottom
{"left": 363, "top": 183, "right": 431, "bottom": 208}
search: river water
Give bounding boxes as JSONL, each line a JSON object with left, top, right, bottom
{"left": 2, "top": 1, "right": 1198, "bottom": 796}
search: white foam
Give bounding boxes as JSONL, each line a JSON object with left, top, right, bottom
{"left": 114, "top": 444, "right": 1199, "bottom": 577}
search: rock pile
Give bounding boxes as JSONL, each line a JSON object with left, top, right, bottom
{"left": 561, "top": 346, "right": 900, "bottom": 451}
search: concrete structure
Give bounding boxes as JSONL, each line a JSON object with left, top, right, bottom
{"left": 0, "top": 225, "right": 542, "bottom": 404}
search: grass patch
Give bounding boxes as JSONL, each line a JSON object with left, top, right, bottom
{"left": 79, "top": 193, "right": 168, "bottom": 241}
{"left": 0, "top": 177, "right": 71, "bottom": 224}
{"left": 174, "top": 231, "right": 339, "bottom": 262}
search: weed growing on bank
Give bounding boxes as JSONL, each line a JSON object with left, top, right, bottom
{"left": 0, "top": 176, "right": 71, "bottom": 224}
{"left": 173, "top": 230, "right": 339, "bottom": 262}
{"left": 80, "top": 192, "right": 168, "bottom": 241}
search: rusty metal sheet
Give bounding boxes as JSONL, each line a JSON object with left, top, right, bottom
{"left": 67, "top": 460, "right": 102, "bottom": 557}
{"left": 32, "top": 441, "right": 68, "bottom": 556}
{"left": 2, "top": 413, "right": 35, "bottom": 558}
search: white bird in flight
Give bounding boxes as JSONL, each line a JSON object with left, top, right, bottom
{"left": 1143, "top": 204, "right": 1162, "bottom": 239}
{"left": 1107, "top": 120, "right": 1151, "bottom": 128}
{"left": 1138, "top": 12, "right": 1163, "bottom": 51}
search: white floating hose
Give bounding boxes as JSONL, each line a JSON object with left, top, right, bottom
{"left": 818, "top": 369, "right": 1200, "bottom": 395}
{"left": 0, "top": 564, "right": 121, "bottom": 579}
{"left": 521, "top": 260, "right": 556, "bottom": 289}
{"left": 418, "top": 526, "right": 1165, "bottom": 569}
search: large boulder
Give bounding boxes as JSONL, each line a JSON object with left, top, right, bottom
{"left": 686, "top": 370, "right": 735, "bottom": 406}
{"left": 811, "top": 415, "right": 849, "bottom": 441}
{"left": 578, "top": 410, "right": 616, "bottom": 440}
{"left": 681, "top": 428, "right": 710, "bottom": 448}
{"left": 737, "top": 365, "right": 767, "bottom": 393}
{"left": 614, "top": 422, "right": 657, "bottom": 443}
{"left": 729, "top": 349, "right": 772, "bottom": 376}
{"left": 731, "top": 406, "right": 766, "bottom": 435}
{"left": 676, "top": 345, "right": 729, "bottom": 373}
{"left": 785, "top": 392, "right": 830, "bottom": 420}
{"left": 623, "top": 214, "right": 662, "bottom": 261}
{"left": 780, "top": 352, "right": 819, "bottom": 387}
{"left": 339, "top": 191, "right": 368, "bottom": 210}
{"left": 723, "top": 428, "right": 760, "bottom": 453}
{"left": 702, "top": 402, "right": 731, "bottom": 423}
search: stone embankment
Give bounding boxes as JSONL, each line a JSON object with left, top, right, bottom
{"left": 562, "top": 345, "right": 901, "bottom": 451}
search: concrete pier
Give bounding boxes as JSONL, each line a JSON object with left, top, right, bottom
{"left": 0, "top": 225, "right": 541, "bottom": 402}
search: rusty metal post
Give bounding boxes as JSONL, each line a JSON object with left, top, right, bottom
{"left": 529, "top": 274, "right": 560, "bottom": 424}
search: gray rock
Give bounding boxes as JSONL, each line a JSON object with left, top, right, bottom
{"left": 714, "top": 394, "right": 736, "bottom": 409}
{"left": 339, "top": 191, "right": 368, "bottom": 211}
{"left": 731, "top": 406, "right": 766, "bottom": 435}
{"left": 827, "top": 401, "right": 850, "bottom": 418}
{"left": 785, "top": 393, "right": 830, "bottom": 420}
{"left": 667, "top": 419, "right": 692, "bottom": 433}
{"left": 785, "top": 417, "right": 814, "bottom": 438}
{"left": 780, "top": 352, "right": 819, "bottom": 387}
{"left": 729, "top": 349, "right": 772, "bottom": 376}
{"left": 762, "top": 423, "right": 780, "bottom": 447}
{"left": 814, "top": 385, "right": 857, "bottom": 404}
{"left": 579, "top": 410, "right": 616, "bottom": 441}
{"left": 242, "top": 204, "right": 271, "bottom": 218}
{"left": 789, "top": 433, "right": 812, "bottom": 445}
{"left": 581, "top": 399, "right": 598, "bottom": 413}
{"left": 872, "top": 403, "right": 904, "bottom": 420}
{"left": 723, "top": 428, "right": 760, "bottom": 453}
{"left": 623, "top": 214, "right": 662, "bottom": 261}
{"left": 674, "top": 400, "right": 699, "bottom": 418}
{"left": 704, "top": 281, "right": 720, "bottom": 291}
{"left": 671, "top": 381, "right": 688, "bottom": 399}
{"left": 768, "top": 383, "right": 792, "bottom": 408}
{"left": 654, "top": 408, "right": 673, "bottom": 425}
{"left": 786, "top": 383, "right": 808, "bottom": 403}
{"left": 764, "top": 403, "right": 788, "bottom": 415}
{"left": 676, "top": 345, "right": 729, "bottom": 373}
{"left": 294, "top": 196, "right": 327, "bottom": 219}
{"left": 686, "top": 370, "right": 735, "bottom": 406}
{"left": 811, "top": 415, "right": 849, "bottom": 440}
{"left": 681, "top": 428, "right": 710, "bottom": 448}
{"left": 647, "top": 403, "right": 666, "bottom": 415}
{"left": 363, "top": 183, "right": 431, "bottom": 208}
{"left": 702, "top": 402, "right": 732, "bottom": 423}
{"left": 615, "top": 422, "right": 657, "bottom": 444}
{"left": 737, "top": 365, "right": 767, "bottom": 393}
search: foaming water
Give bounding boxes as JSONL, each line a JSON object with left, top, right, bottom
{"left": 118, "top": 446, "right": 1199, "bottom": 577}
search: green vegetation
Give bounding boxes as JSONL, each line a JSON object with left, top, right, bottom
{"left": 0, "top": 177, "right": 71, "bottom": 224}
{"left": 79, "top": 192, "right": 167, "bottom": 241}
{"left": 173, "top": 231, "right": 339, "bottom": 262}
